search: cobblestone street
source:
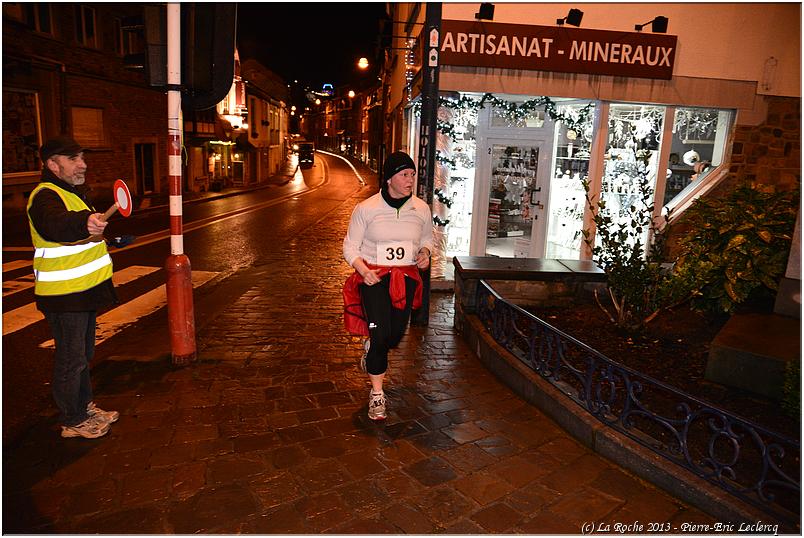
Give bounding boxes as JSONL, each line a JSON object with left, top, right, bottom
{"left": 3, "top": 177, "right": 715, "bottom": 533}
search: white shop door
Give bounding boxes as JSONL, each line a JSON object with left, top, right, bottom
{"left": 471, "top": 139, "right": 550, "bottom": 258}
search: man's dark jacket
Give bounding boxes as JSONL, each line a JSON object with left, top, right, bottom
{"left": 27, "top": 168, "right": 117, "bottom": 312}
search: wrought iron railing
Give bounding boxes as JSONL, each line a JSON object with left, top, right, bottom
{"left": 475, "top": 279, "right": 800, "bottom": 525}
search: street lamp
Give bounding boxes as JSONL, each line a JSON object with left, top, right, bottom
{"left": 348, "top": 90, "right": 356, "bottom": 99}
{"left": 357, "top": 57, "right": 369, "bottom": 70}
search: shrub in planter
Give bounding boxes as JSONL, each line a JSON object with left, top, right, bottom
{"left": 582, "top": 148, "right": 696, "bottom": 333}
{"left": 673, "top": 183, "right": 798, "bottom": 314}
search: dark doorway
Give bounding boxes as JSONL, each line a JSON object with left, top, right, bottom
{"left": 135, "top": 143, "right": 156, "bottom": 194}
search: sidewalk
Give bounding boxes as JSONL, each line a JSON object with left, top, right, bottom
{"left": 3, "top": 155, "right": 715, "bottom": 533}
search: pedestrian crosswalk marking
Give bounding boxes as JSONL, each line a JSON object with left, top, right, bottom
{"left": 3, "top": 273, "right": 35, "bottom": 297}
{"left": 3, "top": 260, "right": 32, "bottom": 272}
{"left": 38, "top": 269, "right": 217, "bottom": 348}
{"left": 2, "top": 265, "right": 217, "bottom": 344}
{"left": 3, "top": 265, "right": 162, "bottom": 336}
{"left": 2, "top": 302, "right": 45, "bottom": 337}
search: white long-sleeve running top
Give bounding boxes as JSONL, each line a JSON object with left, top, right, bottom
{"left": 343, "top": 192, "right": 434, "bottom": 267}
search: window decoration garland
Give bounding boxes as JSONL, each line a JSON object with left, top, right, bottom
{"left": 433, "top": 215, "right": 450, "bottom": 227}
{"left": 435, "top": 152, "right": 456, "bottom": 169}
{"left": 434, "top": 188, "right": 453, "bottom": 208}
{"left": 414, "top": 93, "right": 594, "bottom": 144}
{"left": 673, "top": 108, "right": 719, "bottom": 140}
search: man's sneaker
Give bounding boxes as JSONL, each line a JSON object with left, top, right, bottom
{"left": 87, "top": 402, "right": 119, "bottom": 424}
{"left": 61, "top": 415, "right": 110, "bottom": 439}
{"left": 368, "top": 390, "right": 387, "bottom": 420}
{"left": 359, "top": 339, "right": 370, "bottom": 373}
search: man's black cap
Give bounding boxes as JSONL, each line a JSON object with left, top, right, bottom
{"left": 40, "top": 136, "right": 85, "bottom": 162}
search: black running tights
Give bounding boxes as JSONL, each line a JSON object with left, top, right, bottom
{"left": 359, "top": 273, "right": 418, "bottom": 375}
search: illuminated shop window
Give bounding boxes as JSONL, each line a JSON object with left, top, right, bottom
{"left": 546, "top": 102, "right": 595, "bottom": 259}
{"left": 442, "top": 100, "right": 478, "bottom": 258}
{"left": 599, "top": 104, "right": 666, "bottom": 250}
{"left": 663, "top": 107, "right": 734, "bottom": 211}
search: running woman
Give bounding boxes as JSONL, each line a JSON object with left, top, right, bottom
{"left": 343, "top": 151, "right": 434, "bottom": 420}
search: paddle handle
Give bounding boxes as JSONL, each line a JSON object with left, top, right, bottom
{"left": 71, "top": 204, "right": 118, "bottom": 245}
{"left": 101, "top": 202, "right": 119, "bottom": 222}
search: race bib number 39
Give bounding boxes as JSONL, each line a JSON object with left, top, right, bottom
{"left": 377, "top": 240, "right": 414, "bottom": 266}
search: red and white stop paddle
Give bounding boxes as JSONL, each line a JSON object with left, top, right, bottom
{"left": 82, "top": 179, "right": 133, "bottom": 244}
{"left": 101, "top": 179, "right": 133, "bottom": 221}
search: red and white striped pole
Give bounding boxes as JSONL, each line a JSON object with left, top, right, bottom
{"left": 165, "top": 2, "right": 196, "bottom": 365}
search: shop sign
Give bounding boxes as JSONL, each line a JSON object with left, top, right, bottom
{"left": 440, "top": 19, "right": 677, "bottom": 79}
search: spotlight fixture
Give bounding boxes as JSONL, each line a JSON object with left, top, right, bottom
{"left": 556, "top": 8, "right": 583, "bottom": 27}
{"left": 475, "top": 3, "right": 494, "bottom": 21}
{"left": 634, "top": 16, "right": 668, "bottom": 33}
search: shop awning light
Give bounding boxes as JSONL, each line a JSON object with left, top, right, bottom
{"left": 635, "top": 16, "right": 668, "bottom": 33}
{"left": 475, "top": 3, "right": 494, "bottom": 21}
{"left": 556, "top": 8, "right": 583, "bottom": 27}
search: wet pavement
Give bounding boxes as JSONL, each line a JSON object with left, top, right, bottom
{"left": 3, "top": 158, "right": 715, "bottom": 533}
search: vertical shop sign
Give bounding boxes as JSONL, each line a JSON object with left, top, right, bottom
{"left": 417, "top": 8, "right": 441, "bottom": 203}
{"left": 412, "top": 2, "right": 442, "bottom": 327}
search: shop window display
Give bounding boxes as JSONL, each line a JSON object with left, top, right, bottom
{"left": 440, "top": 101, "right": 478, "bottom": 258}
{"left": 413, "top": 92, "right": 735, "bottom": 265}
{"left": 546, "top": 102, "right": 595, "bottom": 259}
{"left": 664, "top": 107, "right": 733, "bottom": 207}
{"left": 600, "top": 104, "right": 665, "bottom": 249}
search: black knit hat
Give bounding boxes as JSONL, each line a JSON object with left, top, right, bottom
{"left": 382, "top": 151, "right": 415, "bottom": 183}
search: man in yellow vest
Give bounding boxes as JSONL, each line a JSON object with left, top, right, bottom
{"left": 27, "top": 136, "right": 120, "bottom": 439}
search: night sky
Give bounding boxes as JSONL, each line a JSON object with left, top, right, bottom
{"left": 236, "top": 2, "right": 388, "bottom": 93}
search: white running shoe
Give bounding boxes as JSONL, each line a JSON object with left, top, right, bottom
{"left": 368, "top": 390, "right": 386, "bottom": 420}
{"left": 87, "top": 401, "right": 119, "bottom": 424}
{"left": 61, "top": 415, "right": 110, "bottom": 439}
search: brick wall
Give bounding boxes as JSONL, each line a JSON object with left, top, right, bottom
{"left": 66, "top": 73, "right": 167, "bottom": 207}
{"left": 718, "top": 96, "right": 801, "bottom": 194}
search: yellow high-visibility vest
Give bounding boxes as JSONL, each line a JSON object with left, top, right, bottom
{"left": 27, "top": 182, "right": 113, "bottom": 296}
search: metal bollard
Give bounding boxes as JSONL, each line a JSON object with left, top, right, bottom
{"left": 165, "top": 254, "right": 196, "bottom": 365}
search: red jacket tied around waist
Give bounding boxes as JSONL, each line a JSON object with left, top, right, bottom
{"left": 343, "top": 264, "right": 423, "bottom": 336}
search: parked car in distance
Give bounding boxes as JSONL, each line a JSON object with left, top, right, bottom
{"left": 298, "top": 142, "right": 314, "bottom": 168}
